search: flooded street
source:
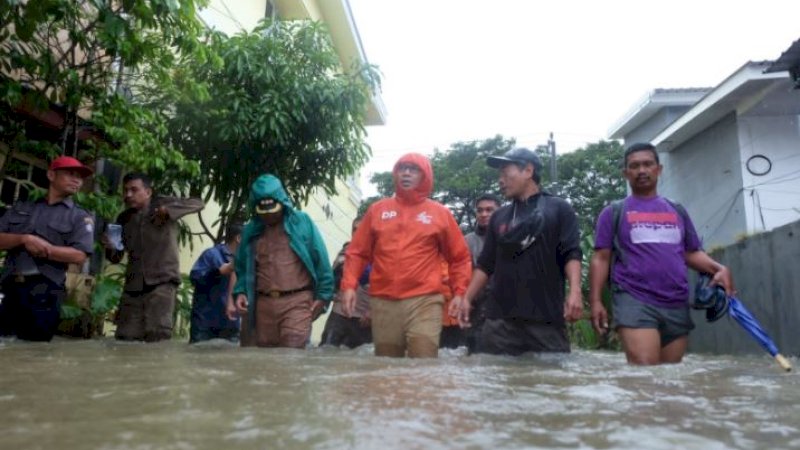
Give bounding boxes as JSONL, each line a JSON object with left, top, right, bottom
{"left": 1, "top": 339, "right": 798, "bottom": 450}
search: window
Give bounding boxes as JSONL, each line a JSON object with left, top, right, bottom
{"left": 0, "top": 152, "right": 48, "bottom": 212}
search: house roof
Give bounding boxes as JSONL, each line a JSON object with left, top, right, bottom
{"left": 765, "top": 38, "right": 800, "bottom": 73}
{"left": 652, "top": 61, "right": 795, "bottom": 152}
{"left": 274, "top": 0, "right": 386, "bottom": 125}
{"left": 607, "top": 87, "right": 711, "bottom": 140}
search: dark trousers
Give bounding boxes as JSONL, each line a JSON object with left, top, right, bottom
{"left": 115, "top": 283, "right": 177, "bottom": 342}
{"left": 477, "top": 318, "right": 570, "bottom": 355}
{"left": 189, "top": 321, "right": 239, "bottom": 344}
{"left": 0, "top": 275, "right": 65, "bottom": 342}
{"left": 439, "top": 326, "right": 465, "bottom": 349}
{"left": 319, "top": 311, "right": 372, "bottom": 349}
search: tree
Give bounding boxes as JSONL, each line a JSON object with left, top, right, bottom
{"left": 164, "top": 19, "right": 381, "bottom": 239}
{"left": 0, "top": 0, "right": 206, "bottom": 217}
{"left": 541, "top": 140, "right": 625, "bottom": 350}
{"left": 366, "top": 135, "right": 514, "bottom": 228}
{"left": 544, "top": 140, "right": 626, "bottom": 237}
{"left": 430, "top": 136, "right": 514, "bottom": 228}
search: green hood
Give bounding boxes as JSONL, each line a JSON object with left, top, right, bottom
{"left": 233, "top": 174, "right": 334, "bottom": 329}
{"left": 247, "top": 174, "right": 294, "bottom": 215}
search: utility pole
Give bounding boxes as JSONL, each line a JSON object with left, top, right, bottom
{"left": 548, "top": 132, "right": 557, "bottom": 183}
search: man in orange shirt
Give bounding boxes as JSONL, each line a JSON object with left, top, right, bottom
{"left": 341, "top": 153, "right": 472, "bottom": 358}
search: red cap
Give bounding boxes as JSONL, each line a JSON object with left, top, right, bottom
{"left": 49, "top": 156, "right": 93, "bottom": 178}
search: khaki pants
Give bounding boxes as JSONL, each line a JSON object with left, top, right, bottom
{"left": 115, "top": 283, "right": 176, "bottom": 342}
{"left": 240, "top": 291, "right": 312, "bottom": 349}
{"left": 369, "top": 294, "right": 443, "bottom": 358}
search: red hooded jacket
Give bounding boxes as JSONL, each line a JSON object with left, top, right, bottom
{"left": 341, "top": 153, "right": 472, "bottom": 300}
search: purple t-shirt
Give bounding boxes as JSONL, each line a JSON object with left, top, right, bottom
{"left": 594, "top": 196, "right": 701, "bottom": 308}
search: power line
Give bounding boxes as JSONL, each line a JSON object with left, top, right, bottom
{"left": 746, "top": 167, "right": 800, "bottom": 188}
{"left": 367, "top": 131, "right": 605, "bottom": 156}
{"left": 696, "top": 188, "right": 744, "bottom": 242}
{"left": 205, "top": 1, "right": 246, "bottom": 31}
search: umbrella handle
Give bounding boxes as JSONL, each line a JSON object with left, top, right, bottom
{"left": 775, "top": 354, "right": 792, "bottom": 372}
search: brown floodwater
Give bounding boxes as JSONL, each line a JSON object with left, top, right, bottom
{"left": 0, "top": 338, "right": 798, "bottom": 450}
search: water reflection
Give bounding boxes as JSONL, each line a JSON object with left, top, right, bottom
{"left": 0, "top": 338, "right": 797, "bottom": 450}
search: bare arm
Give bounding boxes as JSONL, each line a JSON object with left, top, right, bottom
{"left": 0, "top": 233, "right": 86, "bottom": 264}
{"left": 589, "top": 248, "right": 611, "bottom": 306}
{"left": 464, "top": 268, "right": 490, "bottom": 305}
{"left": 565, "top": 259, "right": 582, "bottom": 296}
{"left": 685, "top": 251, "right": 735, "bottom": 295}
{"left": 225, "top": 271, "right": 238, "bottom": 320}
{"left": 563, "top": 259, "right": 583, "bottom": 322}
{"left": 43, "top": 245, "right": 87, "bottom": 264}
{"left": 0, "top": 232, "right": 28, "bottom": 250}
{"left": 589, "top": 248, "right": 612, "bottom": 334}
{"left": 451, "top": 268, "right": 490, "bottom": 328}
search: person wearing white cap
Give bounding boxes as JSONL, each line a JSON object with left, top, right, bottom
{"left": 0, "top": 156, "right": 94, "bottom": 341}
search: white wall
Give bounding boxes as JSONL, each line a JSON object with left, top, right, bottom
{"left": 659, "top": 113, "right": 747, "bottom": 248}
{"left": 198, "top": 0, "right": 268, "bottom": 35}
{"left": 737, "top": 114, "right": 800, "bottom": 234}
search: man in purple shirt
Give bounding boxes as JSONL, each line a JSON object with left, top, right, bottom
{"left": 589, "top": 142, "right": 735, "bottom": 365}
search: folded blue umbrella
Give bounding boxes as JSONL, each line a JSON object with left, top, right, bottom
{"left": 728, "top": 296, "right": 792, "bottom": 372}
{"left": 694, "top": 275, "right": 791, "bottom": 372}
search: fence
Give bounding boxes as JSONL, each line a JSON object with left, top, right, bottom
{"left": 688, "top": 219, "right": 800, "bottom": 356}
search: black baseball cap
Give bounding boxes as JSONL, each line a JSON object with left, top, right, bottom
{"left": 486, "top": 147, "right": 543, "bottom": 172}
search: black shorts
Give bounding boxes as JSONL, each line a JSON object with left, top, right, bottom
{"left": 612, "top": 291, "right": 694, "bottom": 347}
{"left": 477, "top": 318, "right": 570, "bottom": 355}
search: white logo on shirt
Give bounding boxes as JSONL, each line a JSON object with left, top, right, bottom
{"left": 416, "top": 212, "right": 432, "bottom": 224}
{"left": 381, "top": 211, "right": 398, "bottom": 220}
{"left": 520, "top": 234, "right": 536, "bottom": 250}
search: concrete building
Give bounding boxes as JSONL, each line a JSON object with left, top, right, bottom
{"left": 609, "top": 61, "right": 800, "bottom": 248}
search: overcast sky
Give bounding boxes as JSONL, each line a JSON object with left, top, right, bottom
{"left": 348, "top": 0, "right": 800, "bottom": 195}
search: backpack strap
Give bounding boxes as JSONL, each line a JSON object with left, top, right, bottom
{"left": 663, "top": 198, "right": 690, "bottom": 229}
{"left": 663, "top": 198, "right": 696, "bottom": 250}
{"left": 610, "top": 199, "right": 626, "bottom": 269}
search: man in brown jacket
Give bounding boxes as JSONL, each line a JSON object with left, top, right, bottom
{"left": 104, "top": 173, "right": 204, "bottom": 342}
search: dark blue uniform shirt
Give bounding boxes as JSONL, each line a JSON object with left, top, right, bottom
{"left": 189, "top": 243, "right": 239, "bottom": 331}
{"left": 0, "top": 198, "right": 94, "bottom": 285}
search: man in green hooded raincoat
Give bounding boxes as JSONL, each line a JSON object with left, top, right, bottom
{"left": 232, "top": 174, "right": 333, "bottom": 348}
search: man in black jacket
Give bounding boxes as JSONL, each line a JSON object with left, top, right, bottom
{"left": 451, "top": 147, "right": 583, "bottom": 354}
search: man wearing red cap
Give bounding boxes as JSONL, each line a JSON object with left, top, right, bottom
{"left": 0, "top": 156, "right": 95, "bottom": 341}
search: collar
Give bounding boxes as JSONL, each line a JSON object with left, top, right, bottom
{"left": 38, "top": 196, "right": 74, "bottom": 208}
{"left": 513, "top": 191, "right": 544, "bottom": 207}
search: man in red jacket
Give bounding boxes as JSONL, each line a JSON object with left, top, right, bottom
{"left": 341, "top": 153, "right": 472, "bottom": 358}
